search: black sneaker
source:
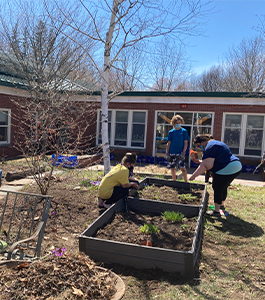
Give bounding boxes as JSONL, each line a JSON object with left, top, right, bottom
{"left": 220, "top": 205, "right": 225, "bottom": 211}
{"left": 206, "top": 210, "right": 221, "bottom": 217}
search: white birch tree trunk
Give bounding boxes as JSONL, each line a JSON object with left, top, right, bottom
{"left": 101, "top": 0, "right": 119, "bottom": 174}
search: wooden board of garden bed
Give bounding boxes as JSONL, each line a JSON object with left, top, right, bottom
{"left": 95, "top": 209, "right": 197, "bottom": 251}
{"left": 79, "top": 197, "right": 204, "bottom": 279}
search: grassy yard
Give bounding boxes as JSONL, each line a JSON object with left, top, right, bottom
{"left": 0, "top": 161, "right": 264, "bottom": 299}
{"left": 122, "top": 183, "right": 265, "bottom": 300}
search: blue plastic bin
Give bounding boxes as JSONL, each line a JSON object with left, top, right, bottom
{"left": 156, "top": 157, "right": 163, "bottom": 165}
{"left": 52, "top": 154, "right": 78, "bottom": 168}
{"left": 244, "top": 165, "right": 252, "bottom": 173}
{"left": 136, "top": 155, "right": 142, "bottom": 163}
{"left": 141, "top": 156, "right": 148, "bottom": 163}
{"left": 149, "top": 156, "right": 155, "bottom": 164}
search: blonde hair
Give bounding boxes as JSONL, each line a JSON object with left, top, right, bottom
{"left": 121, "top": 152, "right": 137, "bottom": 164}
{"left": 171, "top": 115, "right": 184, "bottom": 126}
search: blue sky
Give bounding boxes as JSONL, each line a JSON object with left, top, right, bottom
{"left": 188, "top": 0, "right": 265, "bottom": 75}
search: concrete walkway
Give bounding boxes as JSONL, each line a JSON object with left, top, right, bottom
{"left": 186, "top": 168, "right": 264, "bottom": 187}
{"left": 87, "top": 164, "right": 264, "bottom": 187}
{"left": 0, "top": 165, "right": 263, "bottom": 194}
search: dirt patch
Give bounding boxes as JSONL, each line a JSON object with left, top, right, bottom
{"left": 1, "top": 162, "right": 264, "bottom": 300}
{"left": 136, "top": 184, "right": 204, "bottom": 205}
{"left": 95, "top": 210, "right": 197, "bottom": 251}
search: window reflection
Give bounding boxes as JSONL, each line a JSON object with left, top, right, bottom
{"left": 193, "top": 113, "right": 212, "bottom": 126}
{"left": 224, "top": 128, "right": 240, "bottom": 147}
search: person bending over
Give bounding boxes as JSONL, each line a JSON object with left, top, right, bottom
{"left": 189, "top": 134, "right": 242, "bottom": 217}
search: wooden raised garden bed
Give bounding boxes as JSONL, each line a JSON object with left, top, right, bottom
{"left": 79, "top": 194, "right": 205, "bottom": 279}
{"left": 131, "top": 177, "right": 208, "bottom": 212}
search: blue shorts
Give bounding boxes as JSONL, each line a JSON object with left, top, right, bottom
{"left": 167, "top": 154, "right": 186, "bottom": 170}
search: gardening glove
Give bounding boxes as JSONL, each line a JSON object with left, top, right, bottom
{"left": 166, "top": 154, "right": 170, "bottom": 162}
{"left": 179, "top": 152, "right": 185, "bottom": 161}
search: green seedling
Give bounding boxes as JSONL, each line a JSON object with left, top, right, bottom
{"left": 178, "top": 193, "right": 197, "bottom": 202}
{"left": 162, "top": 211, "right": 185, "bottom": 223}
{"left": 181, "top": 224, "right": 190, "bottom": 232}
{"left": 140, "top": 223, "right": 160, "bottom": 234}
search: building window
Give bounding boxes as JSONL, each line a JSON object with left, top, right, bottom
{"left": 0, "top": 110, "right": 10, "bottom": 144}
{"left": 97, "top": 110, "right": 147, "bottom": 149}
{"left": 223, "top": 113, "right": 265, "bottom": 157}
{"left": 155, "top": 111, "right": 213, "bottom": 156}
{"left": 114, "top": 111, "right": 128, "bottom": 146}
{"left": 223, "top": 114, "right": 241, "bottom": 155}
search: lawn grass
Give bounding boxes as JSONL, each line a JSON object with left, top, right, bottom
{"left": 131, "top": 183, "right": 265, "bottom": 300}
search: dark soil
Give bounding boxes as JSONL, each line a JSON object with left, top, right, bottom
{"left": 96, "top": 210, "right": 197, "bottom": 251}
{"left": 0, "top": 163, "right": 202, "bottom": 299}
{"left": 136, "top": 184, "right": 204, "bottom": 205}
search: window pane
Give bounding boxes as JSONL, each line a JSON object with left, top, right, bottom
{"left": 224, "top": 128, "right": 240, "bottom": 147}
{"left": 155, "top": 125, "right": 169, "bottom": 154}
{"left": 0, "top": 127, "right": 7, "bottom": 141}
{"left": 247, "top": 115, "right": 264, "bottom": 129}
{"left": 192, "top": 127, "right": 212, "bottom": 142}
{"left": 225, "top": 115, "right": 242, "bottom": 127}
{"left": 0, "top": 111, "right": 8, "bottom": 125}
{"left": 114, "top": 123, "right": 127, "bottom": 146}
{"left": 157, "top": 112, "right": 174, "bottom": 124}
{"left": 244, "top": 148, "right": 262, "bottom": 156}
{"left": 133, "top": 112, "right": 146, "bottom": 123}
{"left": 116, "top": 111, "right": 128, "bottom": 122}
{"left": 245, "top": 129, "right": 262, "bottom": 149}
{"left": 193, "top": 113, "right": 212, "bottom": 126}
{"left": 175, "top": 112, "right": 193, "bottom": 125}
{"left": 132, "top": 124, "right": 145, "bottom": 142}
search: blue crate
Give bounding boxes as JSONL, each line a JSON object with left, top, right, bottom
{"left": 52, "top": 154, "right": 78, "bottom": 168}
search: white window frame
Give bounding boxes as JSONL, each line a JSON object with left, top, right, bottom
{"left": 96, "top": 109, "right": 147, "bottom": 149}
{"left": 222, "top": 113, "right": 265, "bottom": 157}
{"left": 0, "top": 109, "right": 11, "bottom": 145}
{"left": 153, "top": 110, "right": 214, "bottom": 156}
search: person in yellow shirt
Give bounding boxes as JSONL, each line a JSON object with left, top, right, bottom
{"left": 98, "top": 152, "right": 139, "bottom": 209}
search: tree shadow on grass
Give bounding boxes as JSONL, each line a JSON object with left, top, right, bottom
{"left": 206, "top": 214, "right": 264, "bottom": 238}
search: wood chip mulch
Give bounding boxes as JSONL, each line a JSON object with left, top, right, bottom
{"left": 0, "top": 253, "right": 117, "bottom": 300}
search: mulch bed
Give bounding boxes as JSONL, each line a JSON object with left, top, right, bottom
{"left": 95, "top": 210, "right": 198, "bottom": 251}
{"left": 0, "top": 253, "right": 117, "bottom": 300}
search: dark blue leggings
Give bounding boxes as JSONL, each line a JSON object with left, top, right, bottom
{"left": 212, "top": 171, "right": 241, "bottom": 204}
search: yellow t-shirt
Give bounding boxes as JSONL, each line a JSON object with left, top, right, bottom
{"left": 98, "top": 164, "right": 129, "bottom": 199}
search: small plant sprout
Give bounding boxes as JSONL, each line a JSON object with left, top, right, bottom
{"left": 140, "top": 223, "right": 160, "bottom": 234}
{"left": 181, "top": 224, "right": 190, "bottom": 231}
{"left": 178, "top": 193, "right": 197, "bottom": 202}
{"left": 162, "top": 211, "right": 185, "bottom": 223}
